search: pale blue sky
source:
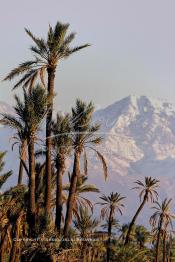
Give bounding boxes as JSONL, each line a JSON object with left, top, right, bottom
{"left": 1, "top": 0, "right": 175, "bottom": 110}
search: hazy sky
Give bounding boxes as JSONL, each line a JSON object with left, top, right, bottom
{"left": 1, "top": 0, "right": 175, "bottom": 111}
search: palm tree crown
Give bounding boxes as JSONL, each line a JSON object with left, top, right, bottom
{"left": 2, "top": 85, "right": 47, "bottom": 142}
{"left": 4, "top": 21, "right": 90, "bottom": 90}
{"left": 52, "top": 113, "right": 72, "bottom": 164}
{"left": 63, "top": 174, "right": 100, "bottom": 214}
{"left": 71, "top": 99, "right": 108, "bottom": 178}
{"left": 150, "top": 198, "right": 175, "bottom": 230}
{"left": 133, "top": 177, "right": 159, "bottom": 202}
{"left": 73, "top": 206, "right": 98, "bottom": 238}
{"left": 98, "top": 192, "right": 125, "bottom": 219}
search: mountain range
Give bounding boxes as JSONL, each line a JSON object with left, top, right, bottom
{"left": 1, "top": 95, "right": 175, "bottom": 224}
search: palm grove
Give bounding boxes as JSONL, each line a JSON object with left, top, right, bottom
{"left": 0, "top": 21, "right": 175, "bottom": 262}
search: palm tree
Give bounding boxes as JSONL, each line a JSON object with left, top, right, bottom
{"left": 34, "top": 161, "right": 57, "bottom": 234}
{"left": 73, "top": 206, "right": 98, "bottom": 260}
{"left": 2, "top": 85, "right": 47, "bottom": 235}
{"left": 150, "top": 198, "right": 175, "bottom": 262}
{"left": 52, "top": 113, "right": 72, "bottom": 232}
{"left": 63, "top": 174, "right": 100, "bottom": 218}
{"left": 4, "top": 21, "right": 90, "bottom": 219}
{"left": 63, "top": 99, "right": 108, "bottom": 237}
{"left": 125, "top": 177, "right": 159, "bottom": 245}
{"left": 162, "top": 226, "right": 168, "bottom": 262}
{"left": 98, "top": 192, "right": 125, "bottom": 262}
{"left": 73, "top": 206, "right": 98, "bottom": 238}
{"left": 0, "top": 112, "right": 28, "bottom": 185}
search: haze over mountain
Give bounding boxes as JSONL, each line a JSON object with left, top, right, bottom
{"left": 1, "top": 95, "right": 175, "bottom": 223}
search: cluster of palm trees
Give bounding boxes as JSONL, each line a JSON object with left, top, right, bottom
{"left": 0, "top": 20, "right": 175, "bottom": 262}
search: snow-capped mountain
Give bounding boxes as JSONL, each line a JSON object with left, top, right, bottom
{"left": 90, "top": 95, "right": 175, "bottom": 223}
{"left": 93, "top": 95, "right": 175, "bottom": 178}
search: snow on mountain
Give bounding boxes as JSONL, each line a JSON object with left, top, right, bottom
{"left": 90, "top": 95, "right": 175, "bottom": 224}
{"left": 93, "top": 95, "right": 175, "bottom": 178}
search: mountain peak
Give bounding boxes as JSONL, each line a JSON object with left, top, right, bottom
{"left": 121, "top": 95, "right": 173, "bottom": 110}
{"left": 95, "top": 95, "right": 175, "bottom": 124}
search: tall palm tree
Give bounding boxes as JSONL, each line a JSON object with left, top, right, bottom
{"left": 125, "top": 177, "right": 159, "bottom": 245}
{"left": 98, "top": 192, "right": 125, "bottom": 262}
{"left": 63, "top": 99, "right": 108, "bottom": 237}
{"left": 2, "top": 85, "right": 47, "bottom": 234}
{"left": 4, "top": 21, "right": 90, "bottom": 219}
{"left": 52, "top": 113, "right": 72, "bottom": 232}
{"left": 150, "top": 198, "right": 175, "bottom": 262}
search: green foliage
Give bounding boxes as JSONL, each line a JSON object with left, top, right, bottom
{"left": 0, "top": 151, "right": 12, "bottom": 190}
{"left": 52, "top": 113, "right": 72, "bottom": 164}
{"left": 2, "top": 85, "right": 47, "bottom": 142}
{"left": 73, "top": 206, "right": 98, "bottom": 238}
{"left": 63, "top": 175, "right": 99, "bottom": 214}
{"left": 112, "top": 244, "right": 151, "bottom": 262}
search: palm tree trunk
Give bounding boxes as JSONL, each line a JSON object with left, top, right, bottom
{"left": 0, "top": 225, "right": 11, "bottom": 262}
{"left": 55, "top": 158, "right": 65, "bottom": 233}
{"left": 125, "top": 193, "right": 148, "bottom": 245}
{"left": 18, "top": 141, "right": 26, "bottom": 185}
{"left": 18, "top": 159, "right": 24, "bottom": 185}
{"left": 155, "top": 217, "right": 163, "bottom": 262}
{"left": 0, "top": 231, "right": 6, "bottom": 262}
{"left": 10, "top": 213, "right": 24, "bottom": 262}
{"left": 63, "top": 151, "right": 81, "bottom": 237}
{"left": 107, "top": 208, "right": 113, "bottom": 262}
{"left": 45, "top": 67, "right": 56, "bottom": 219}
{"left": 10, "top": 222, "right": 20, "bottom": 262}
{"left": 163, "top": 232, "right": 167, "bottom": 262}
{"left": 10, "top": 239, "right": 17, "bottom": 262}
{"left": 28, "top": 135, "right": 36, "bottom": 236}
{"left": 169, "top": 235, "right": 172, "bottom": 262}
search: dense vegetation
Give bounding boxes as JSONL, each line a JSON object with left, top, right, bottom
{"left": 0, "top": 21, "right": 175, "bottom": 262}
